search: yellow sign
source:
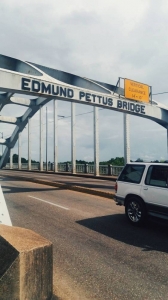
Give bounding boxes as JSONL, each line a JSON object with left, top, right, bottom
{"left": 124, "top": 79, "right": 149, "bottom": 103}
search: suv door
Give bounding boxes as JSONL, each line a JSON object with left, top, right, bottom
{"left": 141, "top": 165, "right": 168, "bottom": 216}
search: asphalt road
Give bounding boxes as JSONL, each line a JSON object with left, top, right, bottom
{"left": 1, "top": 173, "right": 168, "bottom": 300}
{"left": 0, "top": 169, "right": 116, "bottom": 193}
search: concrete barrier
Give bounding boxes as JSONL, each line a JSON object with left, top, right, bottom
{"left": 0, "top": 224, "right": 53, "bottom": 300}
{"left": 0, "top": 185, "right": 12, "bottom": 226}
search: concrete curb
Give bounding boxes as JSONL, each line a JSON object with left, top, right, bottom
{"left": 2, "top": 173, "right": 115, "bottom": 199}
{"left": 3, "top": 168, "right": 118, "bottom": 181}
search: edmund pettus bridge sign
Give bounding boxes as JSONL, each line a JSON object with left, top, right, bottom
{"left": 0, "top": 54, "right": 168, "bottom": 168}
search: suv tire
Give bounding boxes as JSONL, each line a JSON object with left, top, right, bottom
{"left": 125, "top": 197, "right": 146, "bottom": 225}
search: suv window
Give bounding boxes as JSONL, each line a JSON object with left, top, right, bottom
{"left": 118, "top": 164, "right": 145, "bottom": 184}
{"left": 145, "top": 165, "right": 168, "bottom": 188}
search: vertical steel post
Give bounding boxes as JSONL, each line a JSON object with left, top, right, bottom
{"left": 123, "top": 113, "right": 130, "bottom": 164}
{"left": 40, "top": 106, "right": 43, "bottom": 171}
{"left": 46, "top": 107, "right": 48, "bottom": 172}
{"left": 1, "top": 133, "right": 3, "bottom": 155}
{"left": 71, "top": 102, "right": 76, "bottom": 174}
{"left": 167, "top": 127, "right": 168, "bottom": 160}
{"left": 120, "top": 78, "right": 130, "bottom": 164}
{"left": 150, "top": 86, "right": 152, "bottom": 104}
{"left": 94, "top": 107, "right": 99, "bottom": 176}
{"left": 28, "top": 117, "right": 31, "bottom": 170}
{"left": 10, "top": 148, "right": 13, "bottom": 169}
{"left": 18, "top": 131, "right": 21, "bottom": 170}
{"left": 54, "top": 100, "right": 58, "bottom": 172}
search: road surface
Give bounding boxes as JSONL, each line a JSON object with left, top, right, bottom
{"left": 1, "top": 173, "right": 168, "bottom": 299}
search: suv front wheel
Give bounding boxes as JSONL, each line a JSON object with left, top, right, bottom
{"left": 125, "top": 197, "right": 146, "bottom": 225}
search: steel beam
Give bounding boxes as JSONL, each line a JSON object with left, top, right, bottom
{"left": 40, "top": 106, "right": 43, "bottom": 171}
{"left": 94, "top": 107, "right": 99, "bottom": 176}
{"left": 123, "top": 113, "right": 130, "bottom": 164}
{"left": 46, "top": 107, "right": 48, "bottom": 172}
{"left": 9, "top": 148, "right": 13, "bottom": 169}
{"left": 0, "top": 96, "right": 50, "bottom": 169}
{"left": 53, "top": 100, "right": 58, "bottom": 172}
{"left": 71, "top": 102, "right": 76, "bottom": 174}
{"left": 28, "top": 118, "right": 31, "bottom": 170}
{"left": 18, "top": 132, "right": 21, "bottom": 170}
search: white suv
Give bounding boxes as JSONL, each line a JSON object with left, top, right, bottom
{"left": 115, "top": 163, "right": 168, "bottom": 225}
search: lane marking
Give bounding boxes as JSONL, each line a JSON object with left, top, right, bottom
{"left": 28, "top": 195, "right": 69, "bottom": 210}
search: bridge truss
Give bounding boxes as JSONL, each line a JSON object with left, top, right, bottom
{"left": 0, "top": 54, "right": 168, "bottom": 173}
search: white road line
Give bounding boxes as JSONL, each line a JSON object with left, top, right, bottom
{"left": 28, "top": 195, "right": 69, "bottom": 210}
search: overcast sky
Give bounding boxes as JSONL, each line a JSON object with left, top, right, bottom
{"left": 1, "top": 0, "right": 168, "bottom": 163}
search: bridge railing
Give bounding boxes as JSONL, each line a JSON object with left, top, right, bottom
{"left": 4, "top": 163, "right": 123, "bottom": 176}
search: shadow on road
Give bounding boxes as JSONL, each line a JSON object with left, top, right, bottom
{"left": 77, "top": 214, "right": 168, "bottom": 253}
{"left": 1, "top": 184, "right": 66, "bottom": 194}
{"left": 0, "top": 173, "right": 115, "bottom": 191}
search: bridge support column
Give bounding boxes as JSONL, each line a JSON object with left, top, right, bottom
{"left": 46, "top": 107, "right": 48, "bottom": 172}
{"left": 54, "top": 100, "right": 58, "bottom": 172}
{"left": 28, "top": 117, "right": 31, "bottom": 170}
{"left": 94, "top": 107, "right": 99, "bottom": 176}
{"left": 18, "top": 132, "right": 21, "bottom": 170}
{"left": 40, "top": 106, "right": 43, "bottom": 171}
{"left": 71, "top": 102, "right": 76, "bottom": 174}
{"left": 123, "top": 113, "right": 130, "bottom": 164}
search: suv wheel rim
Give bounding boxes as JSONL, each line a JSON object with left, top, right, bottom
{"left": 127, "top": 201, "right": 142, "bottom": 222}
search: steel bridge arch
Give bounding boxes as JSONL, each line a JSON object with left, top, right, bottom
{"left": 0, "top": 54, "right": 168, "bottom": 168}
{"left": 0, "top": 55, "right": 120, "bottom": 168}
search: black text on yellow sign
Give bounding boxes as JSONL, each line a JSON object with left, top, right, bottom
{"left": 124, "top": 79, "right": 149, "bottom": 103}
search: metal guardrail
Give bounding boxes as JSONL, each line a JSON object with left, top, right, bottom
{"left": 4, "top": 163, "right": 123, "bottom": 176}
